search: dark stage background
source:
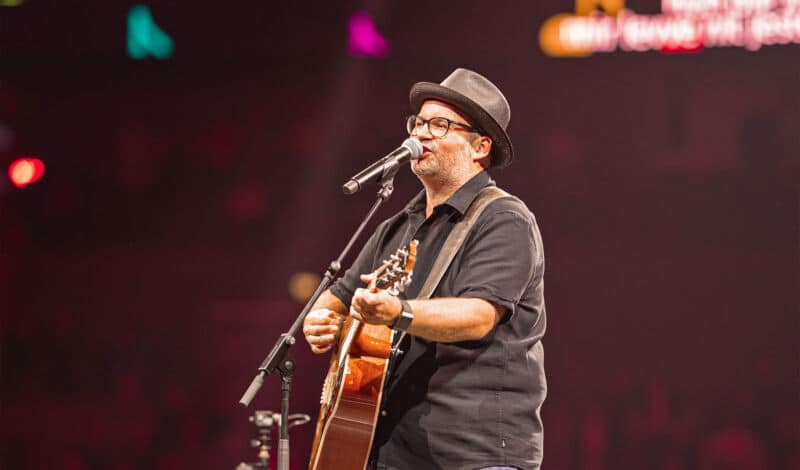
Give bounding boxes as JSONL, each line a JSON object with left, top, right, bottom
{"left": 1, "top": 1, "right": 798, "bottom": 469}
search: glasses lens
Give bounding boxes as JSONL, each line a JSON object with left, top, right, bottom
{"left": 406, "top": 115, "right": 419, "bottom": 135}
{"left": 429, "top": 118, "right": 449, "bottom": 137}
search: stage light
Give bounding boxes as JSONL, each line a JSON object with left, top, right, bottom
{"left": 348, "top": 11, "right": 390, "bottom": 58}
{"left": 127, "top": 5, "right": 174, "bottom": 60}
{"left": 0, "top": 0, "right": 25, "bottom": 6}
{"left": 288, "top": 272, "right": 322, "bottom": 303}
{"left": 8, "top": 158, "right": 45, "bottom": 188}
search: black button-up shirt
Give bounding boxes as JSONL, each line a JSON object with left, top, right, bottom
{"left": 330, "top": 171, "right": 546, "bottom": 470}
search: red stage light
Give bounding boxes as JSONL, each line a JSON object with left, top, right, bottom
{"left": 8, "top": 158, "right": 45, "bottom": 188}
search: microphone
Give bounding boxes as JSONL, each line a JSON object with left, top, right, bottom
{"left": 342, "top": 138, "right": 423, "bottom": 195}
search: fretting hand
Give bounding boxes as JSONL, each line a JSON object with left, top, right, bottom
{"left": 350, "top": 273, "right": 403, "bottom": 327}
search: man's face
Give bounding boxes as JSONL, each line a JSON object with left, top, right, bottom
{"left": 410, "top": 100, "right": 480, "bottom": 181}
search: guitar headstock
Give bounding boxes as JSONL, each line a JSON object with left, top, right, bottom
{"left": 371, "top": 240, "right": 418, "bottom": 295}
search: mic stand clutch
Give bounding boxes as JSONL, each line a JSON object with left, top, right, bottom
{"left": 238, "top": 164, "right": 401, "bottom": 470}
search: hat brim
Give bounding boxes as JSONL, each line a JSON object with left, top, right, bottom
{"left": 409, "top": 82, "right": 513, "bottom": 168}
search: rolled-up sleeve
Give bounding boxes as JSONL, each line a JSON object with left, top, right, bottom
{"left": 453, "top": 208, "right": 538, "bottom": 320}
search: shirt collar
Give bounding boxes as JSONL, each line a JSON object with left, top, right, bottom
{"left": 405, "top": 171, "right": 495, "bottom": 216}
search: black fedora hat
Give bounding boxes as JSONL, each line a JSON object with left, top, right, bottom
{"left": 409, "top": 68, "right": 513, "bottom": 168}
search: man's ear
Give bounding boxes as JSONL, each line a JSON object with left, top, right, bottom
{"left": 472, "top": 135, "right": 493, "bottom": 163}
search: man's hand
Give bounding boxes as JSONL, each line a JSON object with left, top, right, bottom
{"left": 303, "top": 309, "right": 343, "bottom": 354}
{"left": 350, "top": 274, "right": 403, "bottom": 326}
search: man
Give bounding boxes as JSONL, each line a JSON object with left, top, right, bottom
{"left": 303, "top": 68, "right": 546, "bottom": 470}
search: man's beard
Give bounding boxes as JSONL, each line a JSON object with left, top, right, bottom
{"left": 411, "top": 156, "right": 438, "bottom": 177}
{"left": 411, "top": 148, "right": 472, "bottom": 188}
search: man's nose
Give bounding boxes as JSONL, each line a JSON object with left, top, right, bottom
{"left": 413, "top": 123, "right": 433, "bottom": 139}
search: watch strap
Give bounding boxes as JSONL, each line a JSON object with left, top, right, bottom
{"left": 394, "top": 299, "right": 414, "bottom": 331}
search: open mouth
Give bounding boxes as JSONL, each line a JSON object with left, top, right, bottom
{"left": 419, "top": 145, "right": 433, "bottom": 160}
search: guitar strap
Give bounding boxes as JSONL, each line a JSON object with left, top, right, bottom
{"left": 416, "top": 185, "right": 510, "bottom": 300}
{"left": 390, "top": 185, "right": 510, "bottom": 355}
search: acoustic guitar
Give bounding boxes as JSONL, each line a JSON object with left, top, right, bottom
{"left": 309, "top": 241, "right": 418, "bottom": 470}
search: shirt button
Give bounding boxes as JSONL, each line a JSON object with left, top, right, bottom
{"left": 380, "top": 410, "right": 387, "bottom": 417}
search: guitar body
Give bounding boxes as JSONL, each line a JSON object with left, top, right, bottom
{"left": 309, "top": 318, "right": 393, "bottom": 470}
{"left": 308, "top": 240, "right": 417, "bottom": 470}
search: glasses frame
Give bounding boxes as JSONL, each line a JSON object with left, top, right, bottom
{"left": 406, "top": 114, "right": 484, "bottom": 138}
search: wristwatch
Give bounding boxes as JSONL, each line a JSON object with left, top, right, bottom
{"left": 393, "top": 299, "right": 414, "bottom": 332}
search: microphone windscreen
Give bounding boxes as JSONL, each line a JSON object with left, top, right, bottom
{"left": 402, "top": 138, "right": 423, "bottom": 159}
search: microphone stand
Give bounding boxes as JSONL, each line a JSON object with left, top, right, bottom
{"left": 239, "top": 159, "right": 402, "bottom": 470}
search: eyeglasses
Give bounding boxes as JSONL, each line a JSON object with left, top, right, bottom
{"left": 406, "top": 114, "right": 483, "bottom": 138}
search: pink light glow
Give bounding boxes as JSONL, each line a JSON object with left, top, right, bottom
{"left": 9, "top": 158, "right": 45, "bottom": 188}
{"left": 348, "top": 11, "right": 390, "bottom": 58}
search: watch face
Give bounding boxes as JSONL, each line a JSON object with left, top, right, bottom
{"left": 396, "top": 312, "right": 413, "bottom": 332}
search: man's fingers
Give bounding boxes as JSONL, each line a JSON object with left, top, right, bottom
{"left": 306, "top": 333, "right": 336, "bottom": 346}
{"left": 303, "top": 308, "right": 344, "bottom": 354}
{"left": 353, "top": 289, "right": 381, "bottom": 307}
{"left": 303, "top": 324, "right": 338, "bottom": 336}
{"left": 313, "top": 308, "right": 339, "bottom": 319}
{"left": 305, "top": 309, "right": 341, "bottom": 326}
{"left": 311, "top": 344, "right": 333, "bottom": 354}
{"left": 350, "top": 308, "right": 364, "bottom": 322}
